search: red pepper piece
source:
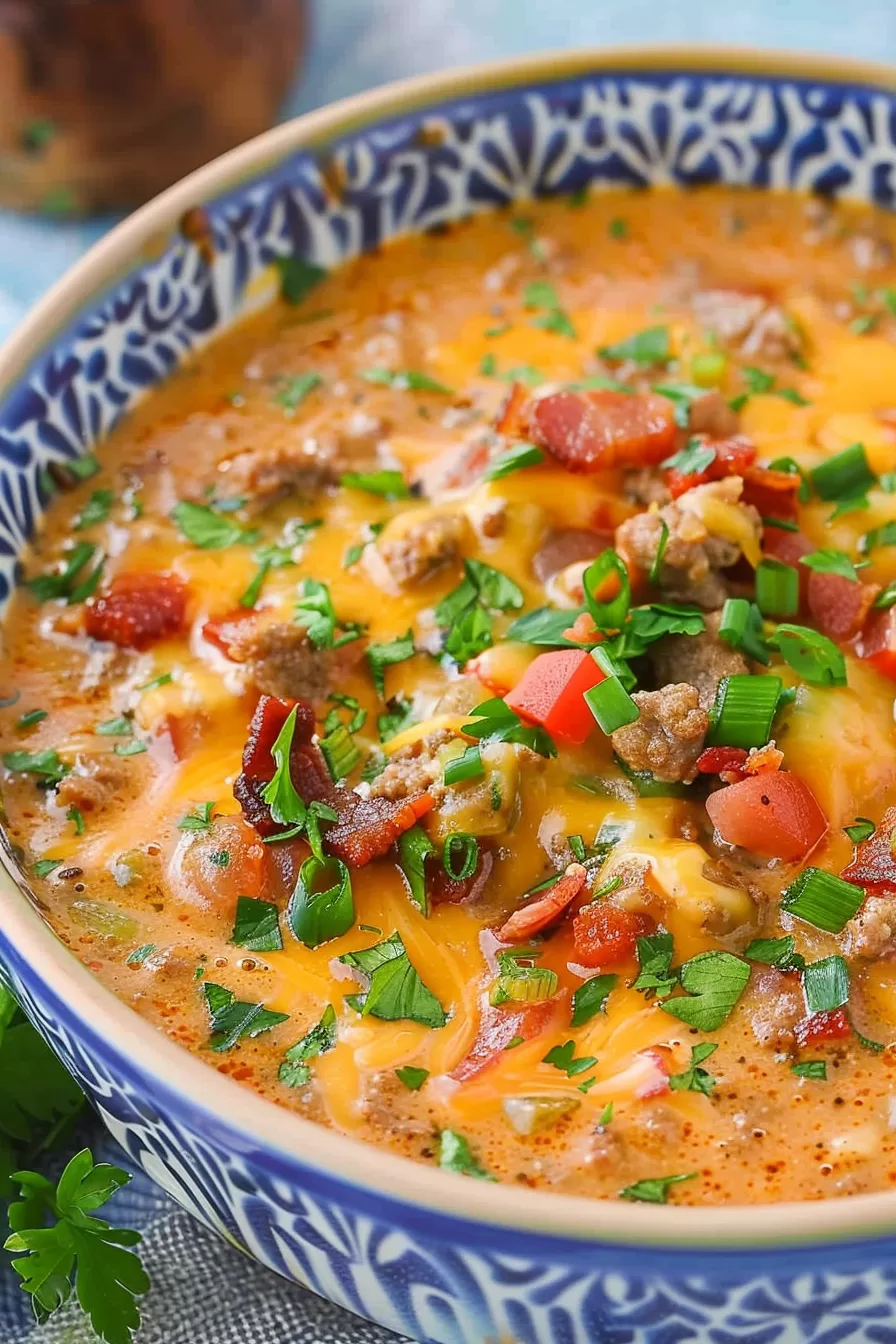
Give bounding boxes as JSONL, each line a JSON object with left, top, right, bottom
{"left": 527, "top": 389, "right": 676, "bottom": 472}
{"left": 85, "top": 572, "right": 187, "bottom": 650}
{"left": 664, "top": 436, "right": 756, "bottom": 499}
{"left": 572, "top": 902, "right": 655, "bottom": 968}
{"left": 497, "top": 864, "right": 588, "bottom": 942}
{"left": 841, "top": 805, "right": 896, "bottom": 894}
{"left": 794, "top": 1007, "right": 851, "bottom": 1048}
{"left": 504, "top": 648, "right": 604, "bottom": 746}
{"left": 451, "top": 998, "right": 559, "bottom": 1083}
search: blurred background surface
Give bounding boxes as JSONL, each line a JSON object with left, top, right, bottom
{"left": 3, "top": 0, "right": 896, "bottom": 341}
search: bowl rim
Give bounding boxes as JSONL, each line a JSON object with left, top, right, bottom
{"left": 3, "top": 40, "right": 896, "bottom": 1249}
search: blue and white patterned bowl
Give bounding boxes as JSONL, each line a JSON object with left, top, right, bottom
{"left": 3, "top": 46, "right": 896, "bottom": 1343}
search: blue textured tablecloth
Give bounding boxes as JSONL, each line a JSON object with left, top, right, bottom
{"left": 4, "top": 2, "right": 896, "bottom": 1340}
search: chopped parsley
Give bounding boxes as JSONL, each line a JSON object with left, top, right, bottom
{"left": 275, "top": 255, "right": 327, "bottom": 305}
{"left": 366, "top": 630, "right": 416, "bottom": 697}
{"left": 438, "top": 1129, "right": 495, "bottom": 1180}
{"left": 542, "top": 1040, "right": 598, "bottom": 1077}
{"left": 177, "top": 802, "right": 215, "bottom": 831}
{"left": 171, "top": 501, "right": 256, "bottom": 550}
{"left": 570, "top": 974, "right": 617, "bottom": 1028}
{"left": 360, "top": 368, "right": 453, "bottom": 394}
{"left": 619, "top": 1172, "right": 697, "bottom": 1204}
{"left": 339, "top": 932, "right": 446, "bottom": 1028}
{"left": 295, "top": 579, "right": 365, "bottom": 650}
{"left": 279, "top": 1005, "right": 337, "bottom": 1087}
{"left": 201, "top": 982, "right": 288, "bottom": 1052}
{"left": 661, "top": 951, "right": 751, "bottom": 1031}
{"left": 75, "top": 488, "right": 115, "bottom": 530}
{"left": 523, "top": 279, "right": 577, "bottom": 339}
{"left": 273, "top": 372, "right": 322, "bottom": 412}
{"left": 27, "top": 542, "right": 104, "bottom": 604}
{"left": 669, "top": 1042, "right": 718, "bottom": 1095}
{"left": 395, "top": 1065, "right": 429, "bottom": 1091}
{"left": 598, "top": 325, "right": 670, "bottom": 365}
{"left": 230, "top": 896, "right": 283, "bottom": 952}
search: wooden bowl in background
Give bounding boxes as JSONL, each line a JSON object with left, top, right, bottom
{"left": 0, "top": 0, "right": 307, "bottom": 215}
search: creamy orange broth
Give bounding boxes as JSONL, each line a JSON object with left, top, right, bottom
{"left": 5, "top": 187, "right": 896, "bottom": 1205}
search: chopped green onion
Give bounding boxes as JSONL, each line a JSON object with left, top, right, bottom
{"left": 397, "top": 825, "right": 435, "bottom": 916}
{"left": 443, "top": 833, "right": 478, "bottom": 881}
{"left": 809, "top": 442, "right": 876, "bottom": 501}
{"left": 717, "top": 598, "right": 770, "bottom": 665}
{"left": 844, "top": 818, "right": 876, "bottom": 844}
{"left": 287, "top": 856, "right": 354, "bottom": 948}
{"left": 874, "top": 581, "right": 896, "bottom": 609}
{"left": 485, "top": 443, "right": 544, "bottom": 481}
{"left": 755, "top": 559, "right": 799, "bottom": 617}
{"left": 781, "top": 868, "right": 864, "bottom": 934}
{"left": 591, "top": 643, "right": 637, "bottom": 692}
{"left": 706, "top": 674, "right": 782, "bottom": 750}
{"left": 860, "top": 521, "right": 896, "bottom": 555}
{"left": 649, "top": 519, "right": 669, "bottom": 584}
{"left": 802, "top": 955, "right": 850, "bottom": 1013}
{"left": 582, "top": 549, "right": 631, "bottom": 631}
{"left": 792, "top": 1060, "right": 827, "bottom": 1080}
{"left": 443, "top": 745, "right": 484, "bottom": 786}
{"left": 690, "top": 351, "right": 727, "bottom": 386}
{"left": 768, "top": 456, "right": 812, "bottom": 503}
{"left": 16, "top": 708, "right": 47, "bottom": 729}
{"left": 320, "top": 724, "right": 360, "bottom": 781}
{"left": 490, "top": 952, "right": 558, "bottom": 1006}
{"left": 584, "top": 674, "right": 640, "bottom": 735}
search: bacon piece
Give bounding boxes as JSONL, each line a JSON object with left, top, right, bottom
{"left": 85, "top": 573, "right": 187, "bottom": 650}
{"left": 808, "top": 572, "right": 880, "bottom": 642}
{"left": 497, "top": 864, "right": 587, "bottom": 942}
{"left": 325, "top": 793, "right": 434, "bottom": 867}
{"left": 451, "top": 998, "right": 558, "bottom": 1083}
{"left": 841, "top": 805, "right": 896, "bottom": 894}
{"left": 203, "top": 607, "right": 257, "bottom": 658}
{"left": 742, "top": 466, "right": 802, "bottom": 519}
{"left": 527, "top": 390, "right": 676, "bottom": 472}
{"left": 664, "top": 436, "right": 756, "bottom": 500}
{"left": 234, "top": 693, "right": 432, "bottom": 863}
{"left": 794, "top": 1007, "right": 851, "bottom": 1048}
{"left": 572, "top": 902, "right": 655, "bottom": 968}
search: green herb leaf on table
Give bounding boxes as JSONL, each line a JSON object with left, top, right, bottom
{"left": 5, "top": 1148, "right": 149, "bottom": 1344}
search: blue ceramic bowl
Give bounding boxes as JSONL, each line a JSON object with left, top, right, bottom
{"left": 2, "top": 46, "right": 896, "bottom": 1344}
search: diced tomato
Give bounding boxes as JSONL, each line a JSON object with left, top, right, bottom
{"left": 527, "top": 390, "right": 676, "bottom": 472}
{"left": 169, "top": 814, "right": 266, "bottom": 915}
{"left": 742, "top": 465, "right": 802, "bottom": 519}
{"left": 572, "top": 902, "right": 655, "bottom": 968}
{"left": 451, "top": 997, "right": 558, "bottom": 1083}
{"left": 695, "top": 746, "right": 749, "bottom": 780}
{"left": 85, "top": 572, "right": 187, "bottom": 650}
{"left": 705, "top": 772, "right": 828, "bottom": 862}
{"left": 794, "top": 1007, "right": 851, "bottom": 1049}
{"left": 504, "top": 649, "right": 604, "bottom": 745}
{"left": 857, "top": 606, "right": 896, "bottom": 681}
{"left": 498, "top": 863, "right": 588, "bottom": 942}
{"left": 807, "top": 570, "right": 879, "bottom": 642}
{"left": 495, "top": 381, "right": 529, "bottom": 439}
{"left": 664, "top": 436, "right": 756, "bottom": 499}
{"left": 203, "top": 607, "right": 256, "bottom": 659}
{"left": 841, "top": 805, "right": 896, "bottom": 894}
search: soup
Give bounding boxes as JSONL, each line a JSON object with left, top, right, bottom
{"left": 5, "top": 187, "right": 896, "bottom": 1206}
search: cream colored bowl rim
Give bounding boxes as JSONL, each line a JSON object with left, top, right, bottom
{"left": 2, "top": 43, "right": 896, "bottom": 1249}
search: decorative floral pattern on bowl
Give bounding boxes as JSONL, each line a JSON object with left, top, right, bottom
{"left": 2, "top": 53, "right": 896, "bottom": 1343}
